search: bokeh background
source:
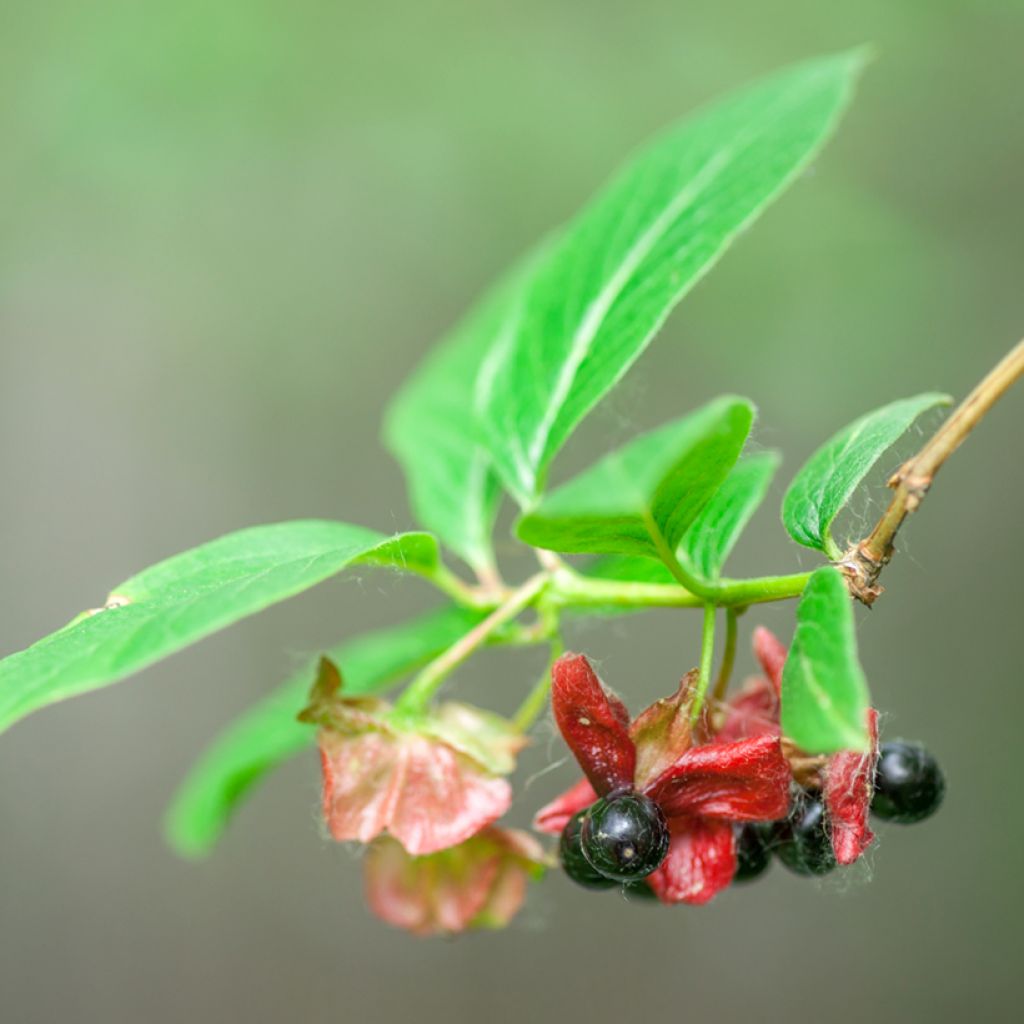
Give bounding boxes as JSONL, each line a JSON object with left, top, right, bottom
{"left": 1, "top": 2, "right": 1022, "bottom": 1021}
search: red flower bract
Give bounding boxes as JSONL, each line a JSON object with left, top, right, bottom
{"left": 824, "top": 707, "right": 879, "bottom": 865}
{"left": 535, "top": 653, "right": 791, "bottom": 905}
{"left": 364, "top": 828, "right": 546, "bottom": 937}
{"left": 301, "top": 657, "right": 525, "bottom": 856}
{"left": 318, "top": 730, "right": 512, "bottom": 855}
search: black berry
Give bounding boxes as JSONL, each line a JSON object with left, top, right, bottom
{"left": 771, "top": 793, "right": 836, "bottom": 876}
{"left": 872, "top": 741, "right": 945, "bottom": 824}
{"left": 733, "top": 823, "right": 772, "bottom": 883}
{"left": 559, "top": 810, "right": 618, "bottom": 889}
{"left": 581, "top": 792, "right": 670, "bottom": 882}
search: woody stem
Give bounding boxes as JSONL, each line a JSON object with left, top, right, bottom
{"left": 842, "top": 338, "right": 1024, "bottom": 604}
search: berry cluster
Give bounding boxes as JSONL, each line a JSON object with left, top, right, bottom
{"left": 734, "top": 741, "right": 945, "bottom": 882}
{"left": 559, "top": 740, "right": 945, "bottom": 892}
{"left": 538, "top": 634, "right": 947, "bottom": 904}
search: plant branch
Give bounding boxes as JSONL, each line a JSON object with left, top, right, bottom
{"left": 546, "top": 567, "right": 811, "bottom": 612}
{"left": 426, "top": 562, "right": 504, "bottom": 609}
{"left": 395, "top": 573, "right": 549, "bottom": 714}
{"left": 842, "top": 339, "right": 1024, "bottom": 604}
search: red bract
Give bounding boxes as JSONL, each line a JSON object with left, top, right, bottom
{"left": 721, "top": 626, "right": 880, "bottom": 867}
{"left": 364, "top": 828, "right": 546, "bottom": 937}
{"left": 535, "top": 653, "right": 791, "bottom": 905}
{"left": 300, "top": 658, "right": 524, "bottom": 856}
{"left": 824, "top": 708, "right": 879, "bottom": 865}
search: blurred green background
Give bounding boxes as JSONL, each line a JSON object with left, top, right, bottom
{"left": 1, "top": 1, "right": 1022, "bottom": 1021}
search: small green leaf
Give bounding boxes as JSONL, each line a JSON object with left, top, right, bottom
{"left": 782, "top": 392, "right": 951, "bottom": 555}
{"left": 584, "top": 451, "right": 779, "bottom": 586}
{"left": 516, "top": 397, "right": 754, "bottom": 564}
{"left": 164, "top": 605, "right": 483, "bottom": 857}
{"left": 680, "top": 450, "right": 780, "bottom": 580}
{"left": 384, "top": 250, "right": 543, "bottom": 572}
{"left": 477, "top": 50, "right": 866, "bottom": 504}
{"left": 781, "top": 566, "right": 870, "bottom": 754}
{"left": 0, "top": 521, "right": 438, "bottom": 734}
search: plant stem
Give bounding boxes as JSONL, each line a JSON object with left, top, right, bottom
{"left": 512, "top": 637, "right": 565, "bottom": 731}
{"left": 547, "top": 567, "right": 810, "bottom": 612}
{"left": 713, "top": 572, "right": 812, "bottom": 606}
{"left": 395, "top": 573, "right": 549, "bottom": 714}
{"left": 645, "top": 514, "right": 718, "bottom": 600}
{"left": 548, "top": 569, "right": 703, "bottom": 610}
{"left": 690, "top": 603, "right": 718, "bottom": 724}
{"left": 711, "top": 607, "right": 739, "bottom": 705}
{"left": 842, "top": 338, "right": 1024, "bottom": 604}
{"left": 426, "top": 562, "right": 502, "bottom": 609}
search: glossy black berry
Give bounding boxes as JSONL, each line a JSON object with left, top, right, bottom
{"left": 559, "top": 810, "right": 618, "bottom": 889}
{"left": 771, "top": 793, "right": 836, "bottom": 877}
{"left": 581, "top": 792, "right": 670, "bottom": 882}
{"left": 733, "top": 823, "right": 772, "bottom": 883}
{"left": 872, "top": 741, "right": 945, "bottom": 824}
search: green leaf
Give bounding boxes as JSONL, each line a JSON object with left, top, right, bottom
{"left": 781, "top": 392, "right": 951, "bottom": 555}
{"left": 584, "top": 451, "right": 779, "bottom": 586}
{"left": 384, "top": 250, "right": 544, "bottom": 572}
{"left": 0, "top": 521, "right": 438, "bottom": 734}
{"left": 680, "top": 450, "right": 780, "bottom": 580}
{"left": 476, "top": 50, "right": 866, "bottom": 504}
{"left": 781, "top": 565, "right": 870, "bottom": 754}
{"left": 585, "top": 554, "right": 676, "bottom": 586}
{"left": 520, "top": 395, "right": 753, "bottom": 569}
{"left": 516, "top": 397, "right": 754, "bottom": 565}
{"left": 164, "top": 605, "right": 482, "bottom": 857}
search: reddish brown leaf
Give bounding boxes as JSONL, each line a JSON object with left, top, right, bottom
{"left": 630, "top": 671, "right": 698, "bottom": 790}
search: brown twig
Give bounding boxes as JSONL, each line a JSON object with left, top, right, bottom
{"left": 841, "top": 339, "right": 1024, "bottom": 605}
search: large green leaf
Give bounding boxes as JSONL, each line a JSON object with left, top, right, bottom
{"left": 384, "top": 251, "right": 543, "bottom": 572}
{"left": 781, "top": 566, "right": 870, "bottom": 754}
{"left": 516, "top": 397, "right": 753, "bottom": 564}
{"left": 165, "top": 604, "right": 482, "bottom": 857}
{"left": 584, "top": 451, "right": 780, "bottom": 587}
{"left": 476, "top": 50, "right": 865, "bottom": 504}
{"left": 781, "top": 392, "right": 951, "bottom": 556}
{"left": 0, "top": 521, "right": 437, "bottom": 734}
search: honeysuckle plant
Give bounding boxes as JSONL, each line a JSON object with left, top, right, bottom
{"left": 1, "top": 49, "right": 1020, "bottom": 935}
